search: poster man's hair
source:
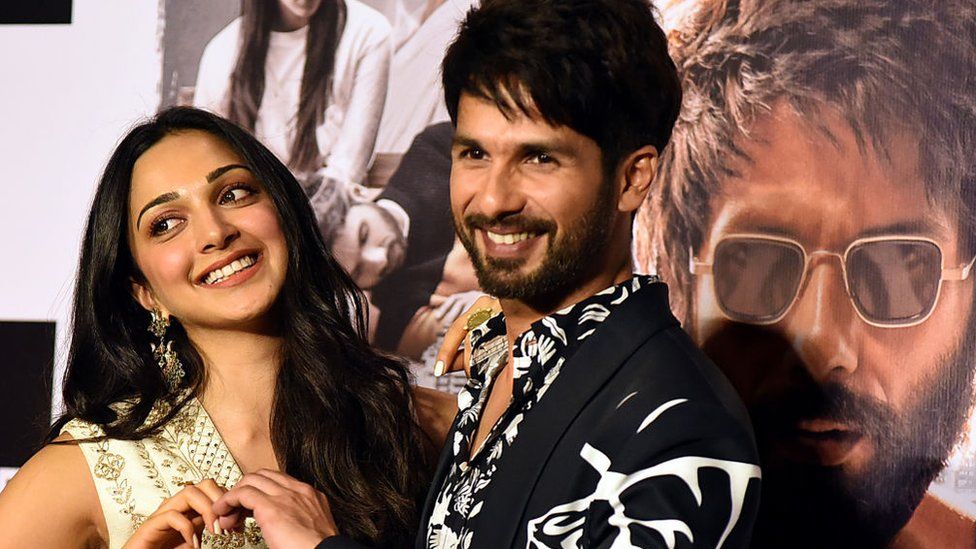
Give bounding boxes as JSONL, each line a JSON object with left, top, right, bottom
{"left": 636, "top": 0, "right": 976, "bottom": 319}
{"left": 441, "top": 0, "right": 682, "bottom": 174}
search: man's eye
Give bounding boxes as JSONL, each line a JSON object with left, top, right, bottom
{"left": 527, "top": 152, "right": 554, "bottom": 164}
{"left": 149, "top": 217, "right": 182, "bottom": 236}
{"left": 460, "top": 148, "right": 485, "bottom": 160}
{"left": 219, "top": 184, "right": 255, "bottom": 204}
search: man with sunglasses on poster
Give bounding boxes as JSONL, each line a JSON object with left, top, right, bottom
{"left": 210, "top": 1, "right": 761, "bottom": 548}
{"left": 635, "top": 0, "right": 976, "bottom": 547}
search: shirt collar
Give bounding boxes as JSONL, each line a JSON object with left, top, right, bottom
{"left": 466, "top": 275, "right": 659, "bottom": 399}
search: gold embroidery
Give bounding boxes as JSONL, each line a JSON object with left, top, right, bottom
{"left": 201, "top": 520, "right": 264, "bottom": 548}
{"left": 93, "top": 452, "right": 125, "bottom": 481}
{"left": 64, "top": 398, "right": 266, "bottom": 548}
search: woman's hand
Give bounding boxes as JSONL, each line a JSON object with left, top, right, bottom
{"left": 213, "top": 470, "right": 339, "bottom": 549}
{"left": 123, "top": 479, "right": 226, "bottom": 549}
{"left": 412, "top": 386, "right": 460, "bottom": 450}
{"left": 432, "top": 295, "right": 501, "bottom": 377}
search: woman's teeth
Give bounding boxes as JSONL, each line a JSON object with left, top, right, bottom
{"left": 486, "top": 231, "right": 534, "bottom": 245}
{"left": 204, "top": 254, "right": 256, "bottom": 285}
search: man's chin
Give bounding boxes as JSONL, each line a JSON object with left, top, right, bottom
{"left": 753, "top": 446, "right": 936, "bottom": 549}
{"left": 473, "top": 262, "right": 548, "bottom": 300}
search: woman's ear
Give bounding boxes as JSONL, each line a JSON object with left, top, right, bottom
{"left": 617, "top": 145, "right": 659, "bottom": 213}
{"left": 130, "top": 278, "right": 159, "bottom": 313}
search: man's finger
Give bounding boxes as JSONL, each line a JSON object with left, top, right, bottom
{"left": 435, "top": 295, "right": 500, "bottom": 376}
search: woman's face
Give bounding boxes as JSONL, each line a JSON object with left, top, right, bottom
{"left": 127, "top": 130, "right": 288, "bottom": 332}
{"left": 275, "top": 0, "right": 323, "bottom": 29}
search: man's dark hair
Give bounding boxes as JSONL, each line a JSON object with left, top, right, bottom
{"left": 635, "top": 0, "right": 976, "bottom": 319}
{"left": 442, "top": 0, "right": 682, "bottom": 174}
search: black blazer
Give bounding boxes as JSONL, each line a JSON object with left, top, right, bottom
{"left": 321, "top": 283, "right": 761, "bottom": 548}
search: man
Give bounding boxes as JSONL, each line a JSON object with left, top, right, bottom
{"left": 634, "top": 1, "right": 976, "bottom": 547}
{"left": 213, "top": 1, "right": 760, "bottom": 547}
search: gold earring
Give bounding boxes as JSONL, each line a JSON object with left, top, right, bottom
{"left": 149, "top": 308, "right": 185, "bottom": 390}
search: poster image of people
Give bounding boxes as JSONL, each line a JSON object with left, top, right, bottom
{"left": 159, "top": 0, "right": 480, "bottom": 391}
{"left": 636, "top": 1, "right": 976, "bottom": 547}
{"left": 158, "top": 0, "right": 976, "bottom": 545}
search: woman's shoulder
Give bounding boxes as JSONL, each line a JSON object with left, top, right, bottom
{"left": 204, "top": 16, "right": 243, "bottom": 52}
{"left": 198, "top": 16, "right": 243, "bottom": 70}
{"left": 0, "top": 432, "right": 106, "bottom": 546}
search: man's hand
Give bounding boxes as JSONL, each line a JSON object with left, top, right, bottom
{"left": 213, "top": 470, "right": 338, "bottom": 549}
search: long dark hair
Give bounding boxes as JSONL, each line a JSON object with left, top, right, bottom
{"left": 51, "top": 107, "right": 427, "bottom": 546}
{"left": 226, "top": 0, "right": 346, "bottom": 174}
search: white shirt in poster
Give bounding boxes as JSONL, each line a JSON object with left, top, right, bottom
{"left": 194, "top": 0, "right": 392, "bottom": 186}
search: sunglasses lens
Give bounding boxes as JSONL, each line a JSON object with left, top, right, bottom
{"left": 713, "top": 238, "right": 805, "bottom": 322}
{"left": 847, "top": 240, "right": 942, "bottom": 325}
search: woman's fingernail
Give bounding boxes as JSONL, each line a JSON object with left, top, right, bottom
{"left": 193, "top": 533, "right": 200, "bottom": 548}
{"left": 213, "top": 519, "right": 222, "bottom": 535}
{"left": 434, "top": 360, "right": 445, "bottom": 376}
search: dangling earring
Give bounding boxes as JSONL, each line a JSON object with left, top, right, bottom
{"left": 149, "top": 308, "right": 185, "bottom": 390}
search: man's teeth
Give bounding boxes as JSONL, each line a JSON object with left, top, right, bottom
{"left": 204, "top": 254, "right": 256, "bottom": 285}
{"left": 486, "top": 231, "right": 534, "bottom": 245}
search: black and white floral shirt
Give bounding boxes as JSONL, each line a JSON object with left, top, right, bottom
{"left": 425, "top": 275, "right": 659, "bottom": 549}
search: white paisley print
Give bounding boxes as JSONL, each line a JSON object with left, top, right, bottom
{"left": 425, "top": 276, "right": 658, "bottom": 549}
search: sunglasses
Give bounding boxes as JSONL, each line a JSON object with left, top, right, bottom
{"left": 690, "top": 234, "right": 976, "bottom": 328}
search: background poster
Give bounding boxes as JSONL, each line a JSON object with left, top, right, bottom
{"left": 159, "top": 0, "right": 478, "bottom": 394}
{"left": 1, "top": 1, "right": 975, "bottom": 547}
{"left": 636, "top": 0, "right": 976, "bottom": 546}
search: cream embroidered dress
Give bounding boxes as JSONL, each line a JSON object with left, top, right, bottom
{"left": 61, "top": 397, "right": 266, "bottom": 549}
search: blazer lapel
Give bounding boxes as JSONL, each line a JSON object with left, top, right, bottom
{"left": 472, "top": 282, "right": 679, "bottom": 547}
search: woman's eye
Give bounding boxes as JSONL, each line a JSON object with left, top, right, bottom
{"left": 149, "top": 217, "right": 182, "bottom": 236}
{"left": 219, "top": 184, "right": 255, "bottom": 204}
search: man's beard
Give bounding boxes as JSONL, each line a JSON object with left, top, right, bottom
{"left": 455, "top": 178, "right": 615, "bottom": 309}
{"left": 720, "top": 325, "right": 976, "bottom": 549}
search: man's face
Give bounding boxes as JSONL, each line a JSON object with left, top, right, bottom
{"left": 690, "top": 103, "right": 976, "bottom": 546}
{"left": 692, "top": 101, "right": 973, "bottom": 547}
{"left": 331, "top": 203, "right": 405, "bottom": 289}
{"left": 450, "top": 93, "right": 617, "bottom": 306}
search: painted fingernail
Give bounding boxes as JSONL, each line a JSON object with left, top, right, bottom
{"left": 434, "top": 360, "right": 445, "bottom": 376}
{"left": 213, "top": 518, "right": 222, "bottom": 536}
{"left": 193, "top": 533, "right": 200, "bottom": 549}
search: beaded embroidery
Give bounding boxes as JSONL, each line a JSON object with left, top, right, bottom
{"left": 62, "top": 396, "right": 267, "bottom": 548}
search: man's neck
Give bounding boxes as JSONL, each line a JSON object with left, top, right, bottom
{"left": 499, "top": 264, "right": 634, "bottom": 345}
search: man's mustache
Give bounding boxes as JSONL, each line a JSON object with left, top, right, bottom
{"left": 463, "top": 213, "right": 555, "bottom": 235}
{"left": 752, "top": 379, "right": 893, "bottom": 441}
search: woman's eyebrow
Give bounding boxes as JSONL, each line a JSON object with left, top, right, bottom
{"left": 206, "top": 163, "right": 251, "bottom": 182}
{"left": 135, "top": 164, "right": 252, "bottom": 229}
{"left": 136, "top": 191, "right": 180, "bottom": 229}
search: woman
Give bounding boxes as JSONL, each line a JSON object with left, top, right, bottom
{"left": 0, "top": 107, "right": 429, "bottom": 548}
{"left": 194, "top": 0, "right": 391, "bottom": 186}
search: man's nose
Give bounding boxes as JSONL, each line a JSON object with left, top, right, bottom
{"left": 474, "top": 164, "right": 527, "bottom": 220}
{"left": 196, "top": 207, "right": 239, "bottom": 252}
{"left": 784, "top": 257, "right": 859, "bottom": 382}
